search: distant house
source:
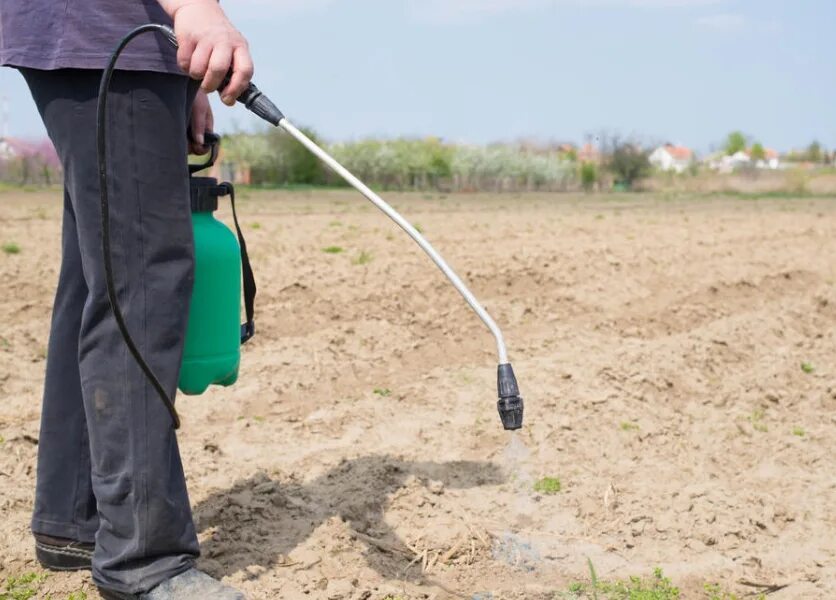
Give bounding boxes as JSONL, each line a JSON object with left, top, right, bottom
{"left": 0, "top": 137, "right": 19, "bottom": 160}
{"left": 649, "top": 144, "right": 693, "bottom": 173}
{"left": 706, "top": 150, "right": 751, "bottom": 173}
{"left": 755, "top": 148, "right": 781, "bottom": 170}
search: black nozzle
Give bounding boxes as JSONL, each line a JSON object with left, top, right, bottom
{"left": 237, "top": 82, "right": 284, "bottom": 126}
{"left": 497, "top": 363, "right": 524, "bottom": 431}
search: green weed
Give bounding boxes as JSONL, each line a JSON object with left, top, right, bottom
{"left": 250, "top": 222, "right": 262, "bottom": 230}
{"left": 352, "top": 250, "right": 373, "bottom": 265}
{"left": 67, "top": 593, "right": 88, "bottom": 600}
{"left": 2, "top": 243, "right": 20, "bottom": 255}
{"left": 1, "top": 572, "right": 48, "bottom": 600}
{"left": 792, "top": 426, "right": 805, "bottom": 437}
{"left": 620, "top": 421, "right": 640, "bottom": 432}
{"left": 801, "top": 362, "right": 815, "bottom": 374}
{"left": 749, "top": 409, "right": 768, "bottom": 433}
{"left": 564, "top": 566, "right": 679, "bottom": 599}
{"left": 534, "top": 477, "right": 562, "bottom": 495}
{"left": 323, "top": 246, "right": 344, "bottom": 254}
{"left": 373, "top": 388, "right": 392, "bottom": 397}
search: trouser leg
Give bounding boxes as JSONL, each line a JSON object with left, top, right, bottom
{"left": 31, "top": 187, "right": 98, "bottom": 544}
{"left": 22, "top": 67, "right": 199, "bottom": 594}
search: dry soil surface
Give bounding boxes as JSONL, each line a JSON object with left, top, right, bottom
{"left": 1, "top": 190, "right": 835, "bottom": 599}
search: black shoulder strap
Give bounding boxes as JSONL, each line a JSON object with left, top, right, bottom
{"left": 218, "top": 182, "right": 257, "bottom": 344}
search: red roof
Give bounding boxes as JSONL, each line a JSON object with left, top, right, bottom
{"left": 664, "top": 144, "right": 692, "bottom": 160}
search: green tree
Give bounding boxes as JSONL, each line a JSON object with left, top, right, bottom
{"left": 265, "top": 126, "right": 327, "bottom": 185}
{"left": 607, "top": 141, "right": 651, "bottom": 189}
{"left": 750, "top": 142, "right": 766, "bottom": 161}
{"left": 807, "top": 141, "right": 822, "bottom": 163}
{"left": 580, "top": 162, "right": 597, "bottom": 192}
{"left": 725, "top": 131, "right": 747, "bottom": 155}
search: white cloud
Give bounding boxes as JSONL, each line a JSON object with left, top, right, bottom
{"left": 695, "top": 13, "right": 746, "bottom": 31}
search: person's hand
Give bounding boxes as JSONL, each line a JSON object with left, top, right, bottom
{"left": 159, "top": 0, "right": 254, "bottom": 106}
{"left": 189, "top": 90, "right": 214, "bottom": 155}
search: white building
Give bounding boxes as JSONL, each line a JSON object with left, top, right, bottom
{"left": 649, "top": 144, "right": 694, "bottom": 173}
{"left": 0, "top": 138, "right": 18, "bottom": 160}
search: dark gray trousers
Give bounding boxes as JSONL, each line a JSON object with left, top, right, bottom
{"left": 22, "top": 68, "right": 200, "bottom": 594}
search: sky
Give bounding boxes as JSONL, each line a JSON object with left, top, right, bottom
{"left": 1, "top": 0, "right": 833, "bottom": 153}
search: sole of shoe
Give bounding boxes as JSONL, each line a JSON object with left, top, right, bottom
{"left": 35, "top": 541, "right": 93, "bottom": 572}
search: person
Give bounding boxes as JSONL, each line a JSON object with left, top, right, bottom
{"left": 0, "top": 1, "right": 254, "bottom": 598}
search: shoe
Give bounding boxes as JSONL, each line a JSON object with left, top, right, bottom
{"left": 34, "top": 534, "right": 94, "bottom": 571}
{"left": 98, "top": 568, "right": 246, "bottom": 599}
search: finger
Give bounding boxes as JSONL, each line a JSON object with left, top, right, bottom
{"left": 176, "top": 35, "right": 197, "bottom": 74}
{"left": 188, "top": 41, "right": 213, "bottom": 81}
{"left": 202, "top": 45, "right": 233, "bottom": 93}
{"left": 206, "top": 103, "right": 215, "bottom": 134}
{"left": 190, "top": 105, "right": 208, "bottom": 151}
{"left": 190, "top": 140, "right": 208, "bottom": 155}
{"left": 222, "top": 46, "right": 254, "bottom": 105}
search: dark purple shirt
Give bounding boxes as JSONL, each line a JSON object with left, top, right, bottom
{"left": 0, "top": 0, "right": 180, "bottom": 73}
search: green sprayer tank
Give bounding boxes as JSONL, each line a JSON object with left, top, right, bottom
{"left": 179, "top": 174, "right": 255, "bottom": 395}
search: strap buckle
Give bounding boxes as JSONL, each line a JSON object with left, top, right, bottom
{"left": 241, "top": 321, "right": 255, "bottom": 345}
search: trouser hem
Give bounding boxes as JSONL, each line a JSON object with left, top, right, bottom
{"left": 31, "top": 517, "right": 97, "bottom": 544}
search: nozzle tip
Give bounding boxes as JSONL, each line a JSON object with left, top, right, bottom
{"left": 497, "top": 363, "right": 524, "bottom": 431}
{"left": 498, "top": 395, "right": 524, "bottom": 431}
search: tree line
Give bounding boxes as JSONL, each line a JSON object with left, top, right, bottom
{"left": 220, "top": 129, "right": 656, "bottom": 192}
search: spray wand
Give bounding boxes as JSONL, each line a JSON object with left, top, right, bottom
{"left": 98, "top": 24, "right": 524, "bottom": 431}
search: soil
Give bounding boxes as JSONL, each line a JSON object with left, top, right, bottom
{"left": 1, "top": 190, "right": 834, "bottom": 599}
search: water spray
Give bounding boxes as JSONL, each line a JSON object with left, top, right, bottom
{"left": 98, "top": 24, "right": 525, "bottom": 431}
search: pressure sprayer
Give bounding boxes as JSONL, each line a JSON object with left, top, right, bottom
{"left": 97, "top": 24, "right": 524, "bottom": 432}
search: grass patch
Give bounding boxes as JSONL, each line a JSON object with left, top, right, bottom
{"left": 67, "top": 593, "right": 88, "bottom": 600}
{"left": 620, "top": 421, "right": 640, "bottom": 432}
{"left": 749, "top": 408, "right": 768, "bottom": 433}
{"left": 534, "top": 476, "right": 562, "bottom": 495}
{"left": 250, "top": 222, "right": 262, "bottom": 230}
{"left": 373, "top": 388, "right": 392, "bottom": 397}
{"left": 352, "top": 250, "right": 373, "bottom": 265}
{"left": 2, "top": 243, "right": 20, "bottom": 255}
{"left": 800, "top": 362, "right": 815, "bottom": 374}
{"left": 792, "top": 426, "right": 805, "bottom": 437}
{"left": 564, "top": 566, "right": 679, "bottom": 599}
{"left": 1, "top": 572, "right": 48, "bottom": 600}
{"left": 322, "top": 246, "right": 344, "bottom": 254}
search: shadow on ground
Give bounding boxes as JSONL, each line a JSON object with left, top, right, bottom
{"left": 192, "top": 455, "right": 505, "bottom": 582}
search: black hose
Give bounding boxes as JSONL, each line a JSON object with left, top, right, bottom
{"left": 97, "top": 24, "right": 181, "bottom": 428}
